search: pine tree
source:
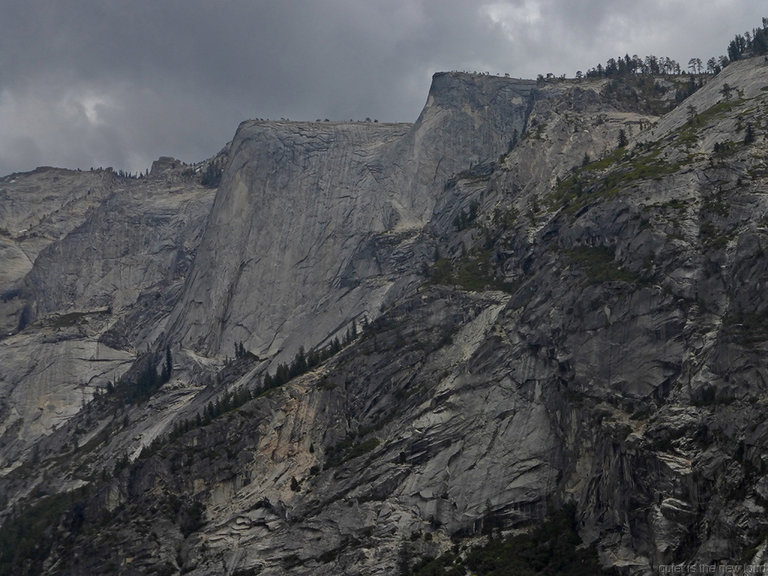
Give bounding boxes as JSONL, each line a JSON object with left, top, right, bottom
{"left": 275, "top": 363, "right": 290, "bottom": 386}
{"left": 162, "top": 346, "right": 173, "bottom": 383}
{"left": 617, "top": 129, "right": 628, "bottom": 149}
{"left": 307, "top": 349, "right": 319, "bottom": 369}
{"left": 745, "top": 123, "right": 756, "bottom": 144}
{"left": 201, "top": 161, "right": 223, "bottom": 187}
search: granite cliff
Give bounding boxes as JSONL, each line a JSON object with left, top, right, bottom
{"left": 165, "top": 73, "right": 535, "bottom": 362}
{"left": 2, "top": 57, "right": 768, "bottom": 574}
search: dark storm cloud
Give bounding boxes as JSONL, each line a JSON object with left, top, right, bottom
{"left": 1, "top": 0, "right": 765, "bottom": 176}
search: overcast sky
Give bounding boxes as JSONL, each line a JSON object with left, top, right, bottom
{"left": 1, "top": 1, "right": 765, "bottom": 176}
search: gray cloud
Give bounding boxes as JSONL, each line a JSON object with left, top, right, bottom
{"left": 1, "top": 0, "right": 765, "bottom": 176}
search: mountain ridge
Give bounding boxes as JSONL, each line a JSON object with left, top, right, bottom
{"left": 1, "top": 57, "right": 768, "bottom": 574}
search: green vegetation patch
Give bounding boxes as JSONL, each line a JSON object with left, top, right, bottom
{"left": 549, "top": 96, "right": 751, "bottom": 215}
{"left": 694, "top": 98, "right": 745, "bottom": 126}
{"left": 0, "top": 488, "right": 89, "bottom": 575}
{"left": 48, "top": 310, "right": 91, "bottom": 328}
{"left": 431, "top": 249, "right": 516, "bottom": 293}
{"left": 581, "top": 147, "right": 627, "bottom": 172}
{"left": 444, "top": 162, "right": 496, "bottom": 190}
{"left": 701, "top": 194, "right": 729, "bottom": 218}
{"left": 661, "top": 198, "right": 688, "bottom": 211}
{"left": 607, "top": 148, "right": 683, "bottom": 183}
{"left": 681, "top": 98, "right": 751, "bottom": 156}
{"left": 107, "top": 347, "right": 173, "bottom": 405}
{"left": 453, "top": 200, "right": 479, "bottom": 231}
{"left": 409, "top": 503, "right": 618, "bottom": 576}
{"left": 548, "top": 146, "right": 684, "bottom": 215}
{"left": 712, "top": 140, "right": 740, "bottom": 159}
{"left": 201, "top": 159, "right": 224, "bottom": 187}
{"left": 565, "top": 246, "right": 638, "bottom": 283}
{"left": 699, "top": 221, "right": 734, "bottom": 250}
{"left": 602, "top": 75, "right": 672, "bottom": 115}
{"left": 491, "top": 206, "right": 519, "bottom": 230}
{"left": 722, "top": 310, "right": 768, "bottom": 345}
{"left": 325, "top": 437, "right": 381, "bottom": 468}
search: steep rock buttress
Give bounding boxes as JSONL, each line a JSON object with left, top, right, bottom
{"left": 166, "top": 74, "right": 535, "bottom": 360}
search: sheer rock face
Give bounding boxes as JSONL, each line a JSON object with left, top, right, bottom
{"left": 0, "top": 168, "right": 216, "bottom": 468}
{"left": 0, "top": 168, "right": 115, "bottom": 334}
{"left": 26, "top": 177, "right": 214, "bottom": 320}
{"left": 166, "top": 73, "right": 536, "bottom": 360}
{"left": 4, "top": 59, "right": 768, "bottom": 575}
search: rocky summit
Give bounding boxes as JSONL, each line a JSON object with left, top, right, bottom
{"left": 2, "top": 55, "right": 768, "bottom": 575}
